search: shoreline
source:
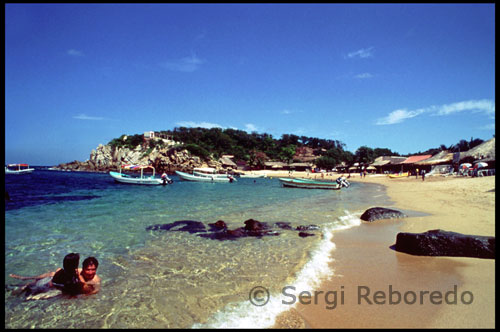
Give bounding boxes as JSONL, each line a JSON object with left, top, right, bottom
{"left": 268, "top": 171, "right": 495, "bottom": 328}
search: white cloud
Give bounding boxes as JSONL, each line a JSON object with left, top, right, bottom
{"left": 376, "top": 99, "right": 495, "bottom": 125}
{"left": 479, "top": 123, "right": 495, "bottom": 130}
{"left": 354, "top": 73, "right": 373, "bottom": 79}
{"left": 73, "top": 113, "right": 104, "bottom": 121}
{"left": 345, "top": 47, "right": 374, "bottom": 59}
{"left": 434, "top": 99, "right": 495, "bottom": 118}
{"left": 161, "top": 54, "right": 205, "bottom": 72}
{"left": 67, "top": 49, "right": 84, "bottom": 57}
{"left": 175, "top": 121, "right": 223, "bottom": 129}
{"left": 245, "top": 123, "right": 258, "bottom": 132}
{"left": 375, "top": 109, "right": 425, "bottom": 125}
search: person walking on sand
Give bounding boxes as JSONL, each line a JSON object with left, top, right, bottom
{"left": 421, "top": 169, "right": 426, "bottom": 181}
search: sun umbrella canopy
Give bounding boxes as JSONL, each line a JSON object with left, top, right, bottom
{"left": 473, "top": 162, "right": 488, "bottom": 169}
{"left": 459, "top": 163, "right": 472, "bottom": 169}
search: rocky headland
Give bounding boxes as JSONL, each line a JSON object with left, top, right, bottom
{"left": 53, "top": 138, "right": 230, "bottom": 174}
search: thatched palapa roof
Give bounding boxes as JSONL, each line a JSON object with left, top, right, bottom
{"left": 370, "top": 156, "right": 407, "bottom": 167}
{"left": 414, "top": 151, "right": 454, "bottom": 166}
{"left": 459, "top": 137, "right": 495, "bottom": 162}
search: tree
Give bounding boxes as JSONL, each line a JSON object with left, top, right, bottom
{"left": 355, "top": 146, "right": 376, "bottom": 165}
{"left": 315, "top": 156, "right": 338, "bottom": 170}
{"left": 278, "top": 145, "right": 296, "bottom": 163}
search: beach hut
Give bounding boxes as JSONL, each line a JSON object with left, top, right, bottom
{"left": 264, "top": 161, "right": 288, "bottom": 170}
{"left": 288, "top": 162, "right": 312, "bottom": 172}
{"left": 459, "top": 137, "right": 495, "bottom": 169}
{"left": 414, "top": 151, "right": 454, "bottom": 174}
{"left": 219, "top": 156, "right": 237, "bottom": 170}
{"left": 370, "top": 156, "right": 407, "bottom": 174}
{"left": 400, "top": 155, "right": 432, "bottom": 174}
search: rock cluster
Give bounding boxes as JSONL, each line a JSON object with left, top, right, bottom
{"left": 146, "top": 219, "right": 320, "bottom": 241}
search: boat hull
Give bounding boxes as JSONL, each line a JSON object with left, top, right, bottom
{"left": 109, "top": 171, "right": 164, "bottom": 185}
{"left": 175, "top": 171, "right": 233, "bottom": 182}
{"left": 5, "top": 168, "right": 35, "bottom": 174}
{"left": 239, "top": 173, "right": 267, "bottom": 178}
{"left": 279, "top": 178, "right": 342, "bottom": 190}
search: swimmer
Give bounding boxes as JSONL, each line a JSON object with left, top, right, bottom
{"left": 77, "top": 256, "right": 101, "bottom": 295}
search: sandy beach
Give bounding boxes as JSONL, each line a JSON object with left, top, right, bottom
{"left": 263, "top": 171, "right": 495, "bottom": 328}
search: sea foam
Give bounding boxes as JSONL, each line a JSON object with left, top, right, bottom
{"left": 191, "top": 210, "right": 362, "bottom": 328}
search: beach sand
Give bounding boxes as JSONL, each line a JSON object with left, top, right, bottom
{"left": 264, "top": 171, "right": 495, "bottom": 328}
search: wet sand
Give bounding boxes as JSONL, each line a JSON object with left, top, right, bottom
{"left": 266, "top": 171, "right": 495, "bottom": 328}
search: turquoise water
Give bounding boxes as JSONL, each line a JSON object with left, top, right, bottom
{"left": 5, "top": 170, "right": 391, "bottom": 328}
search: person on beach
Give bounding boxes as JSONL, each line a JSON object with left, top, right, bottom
{"left": 421, "top": 169, "right": 426, "bottom": 181}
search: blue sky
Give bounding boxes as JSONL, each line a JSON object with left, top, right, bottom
{"left": 5, "top": 4, "right": 495, "bottom": 165}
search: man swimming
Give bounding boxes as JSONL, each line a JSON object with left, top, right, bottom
{"left": 77, "top": 256, "right": 101, "bottom": 295}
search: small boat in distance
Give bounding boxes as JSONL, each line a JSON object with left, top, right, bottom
{"left": 279, "top": 177, "right": 349, "bottom": 190}
{"left": 238, "top": 172, "right": 267, "bottom": 178}
{"left": 176, "top": 167, "right": 236, "bottom": 182}
{"left": 388, "top": 172, "right": 410, "bottom": 178}
{"left": 5, "top": 164, "right": 35, "bottom": 174}
{"left": 109, "top": 165, "right": 171, "bottom": 185}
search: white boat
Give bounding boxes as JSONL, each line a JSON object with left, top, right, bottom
{"left": 109, "top": 165, "right": 171, "bottom": 185}
{"left": 5, "top": 164, "right": 35, "bottom": 174}
{"left": 279, "top": 177, "right": 349, "bottom": 190}
{"left": 176, "top": 167, "right": 236, "bottom": 182}
{"left": 239, "top": 172, "right": 267, "bottom": 178}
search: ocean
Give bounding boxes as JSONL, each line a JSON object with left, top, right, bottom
{"left": 5, "top": 169, "right": 391, "bottom": 328}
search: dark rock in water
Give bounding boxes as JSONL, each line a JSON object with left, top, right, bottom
{"left": 208, "top": 220, "right": 228, "bottom": 231}
{"left": 296, "top": 225, "right": 320, "bottom": 231}
{"left": 360, "top": 207, "right": 407, "bottom": 222}
{"left": 274, "top": 222, "right": 293, "bottom": 230}
{"left": 244, "top": 219, "right": 269, "bottom": 231}
{"left": 147, "top": 218, "right": 321, "bottom": 241}
{"left": 395, "top": 229, "right": 495, "bottom": 259}
{"left": 146, "top": 220, "right": 207, "bottom": 233}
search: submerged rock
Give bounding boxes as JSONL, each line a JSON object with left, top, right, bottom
{"left": 360, "top": 207, "right": 407, "bottom": 222}
{"left": 395, "top": 229, "right": 495, "bottom": 259}
{"left": 146, "top": 220, "right": 207, "bottom": 233}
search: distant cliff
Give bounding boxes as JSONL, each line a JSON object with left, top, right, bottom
{"left": 55, "top": 138, "right": 229, "bottom": 174}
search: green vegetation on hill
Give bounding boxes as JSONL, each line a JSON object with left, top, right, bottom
{"left": 107, "top": 127, "right": 487, "bottom": 168}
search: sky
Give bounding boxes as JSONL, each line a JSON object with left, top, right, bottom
{"left": 5, "top": 3, "right": 495, "bottom": 165}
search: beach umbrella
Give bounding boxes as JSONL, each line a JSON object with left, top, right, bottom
{"left": 473, "top": 162, "right": 488, "bottom": 169}
{"left": 459, "top": 163, "right": 472, "bottom": 169}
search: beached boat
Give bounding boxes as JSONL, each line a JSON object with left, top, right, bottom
{"left": 239, "top": 172, "right": 267, "bottom": 178}
{"left": 110, "top": 165, "right": 171, "bottom": 185}
{"left": 388, "top": 172, "right": 410, "bottom": 178}
{"left": 279, "top": 177, "right": 348, "bottom": 190}
{"left": 176, "top": 167, "right": 236, "bottom": 182}
{"left": 5, "top": 164, "right": 35, "bottom": 174}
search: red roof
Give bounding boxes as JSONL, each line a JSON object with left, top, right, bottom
{"left": 401, "top": 155, "right": 432, "bottom": 164}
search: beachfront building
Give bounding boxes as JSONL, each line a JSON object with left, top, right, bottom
{"left": 459, "top": 137, "right": 495, "bottom": 169}
{"left": 399, "top": 155, "right": 432, "bottom": 174}
{"left": 219, "top": 155, "right": 237, "bottom": 170}
{"left": 414, "top": 150, "right": 454, "bottom": 175}
{"left": 370, "top": 156, "right": 407, "bottom": 174}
